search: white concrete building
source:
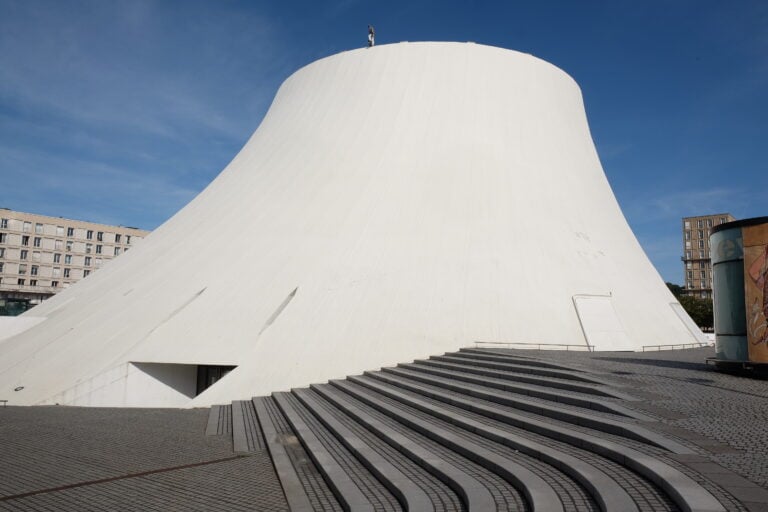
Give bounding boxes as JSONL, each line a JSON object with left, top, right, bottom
{"left": 0, "top": 43, "right": 705, "bottom": 407}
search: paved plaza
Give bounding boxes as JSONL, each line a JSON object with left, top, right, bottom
{"left": 1, "top": 346, "right": 767, "bottom": 511}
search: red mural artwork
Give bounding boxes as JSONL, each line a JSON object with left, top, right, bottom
{"left": 744, "top": 224, "right": 768, "bottom": 362}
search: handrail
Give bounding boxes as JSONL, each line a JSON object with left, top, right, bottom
{"left": 641, "top": 342, "right": 712, "bottom": 352}
{"left": 474, "top": 341, "right": 594, "bottom": 352}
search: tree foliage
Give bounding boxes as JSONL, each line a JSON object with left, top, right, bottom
{"left": 666, "top": 282, "right": 713, "bottom": 329}
{"left": 665, "top": 282, "right": 684, "bottom": 299}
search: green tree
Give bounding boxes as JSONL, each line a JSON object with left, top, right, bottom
{"left": 677, "top": 294, "right": 714, "bottom": 329}
{"left": 666, "top": 282, "right": 684, "bottom": 299}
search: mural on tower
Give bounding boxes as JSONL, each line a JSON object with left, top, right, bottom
{"left": 744, "top": 223, "right": 768, "bottom": 362}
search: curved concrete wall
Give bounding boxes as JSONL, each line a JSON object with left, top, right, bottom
{"left": 0, "top": 42, "right": 700, "bottom": 407}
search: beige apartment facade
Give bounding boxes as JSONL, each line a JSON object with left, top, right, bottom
{"left": 0, "top": 208, "right": 149, "bottom": 306}
{"left": 682, "top": 213, "right": 735, "bottom": 299}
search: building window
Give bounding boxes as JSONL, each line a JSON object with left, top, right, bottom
{"left": 687, "top": 281, "right": 693, "bottom": 289}
{"left": 86, "top": 230, "right": 93, "bottom": 240}
{"left": 30, "top": 265, "right": 38, "bottom": 276}
{"left": 56, "top": 226, "right": 64, "bottom": 236}
{"left": 22, "top": 221, "right": 31, "bottom": 232}
{"left": 20, "top": 249, "right": 28, "bottom": 260}
{"left": 33, "top": 237, "right": 41, "bottom": 247}
{"left": 685, "top": 241, "right": 691, "bottom": 249}
{"left": 54, "top": 253, "right": 61, "bottom": 263}
{"left": 18, "top": 278, "right": 25, "bottom": 286}
{"left": 701, "top": 270, "right": 706, "bottom": 278}
{"left": 19, "top": 264, "right": 27, "bottom": 274}
{"left": 697, "top": 220, "right": 703, "bottom": 228}
{"left": 67, "top": 227, "right": 74, "bottom": 237}
{"left": 52, "top": 280, "right": 58, "bottom": 287}
{"left": 63, "top": 268, "right": 70, "bottom": 278}
{"left": 720, "top": 217, "right": 727, "bottom": 224}
{"left": 0, "top": 262, "right": 3, "bottom": 272}
{"left": 685, "top": 231, "right": 691, "bottom": 240}
{"left": 54, "top": 239, "right": 63, "bottom": 250}
{"left": 84, "top": 256, "right": 91, "bottom": 267}
{"left": 95, "top": 257, "right": 102, "bottom": 267}
{"left": 707, "top": 219, "right": 713, "bottom": 228}
{"left": 96, "top": 245, "right": 102, "bottom": 254}
{"left": 686, "top": 250, "right": 692, "bottom": 259}
{"left": 64, "top": 254, "right": 72, "bottom": 264}
{"left": 0, "top": 218, "right": 7, "bottom": 228}
{"left": 83, "top": 270, "right": 90, "bottom": 278}
{"left": 52, "top": 267, "right": 60, "bottom": 277}
{"left": 97, "top": 231, "right": 103, "bottom": 241}
{"left": 125, "top": 235, "right": 131, "bottom": 245}
{"left": 698, "top": 240, "right": 704, "bottom": 249}
{"left": 30, "top": 279, "right": 37, "bottom": 287}
{"left": 699, "top": 250, "right": 705, "bottom": 258}
{"left": 686, "top": 262, "right": 692, "bottom": 269}
{"left": 66, "top": 241, "right": 73, "bottom": 251}
{"left": 115, "top": 234, "right": 122, "bottom": 243}
{"left": 21, "top": 235, "right": 29, "bottom": 246}
{"left": 114, "top": 247, "right": 120, "bottom": 256}
{"left": 32, "top": 251, "right": 40, "bottom": 261}
{"left": 697, "top": 230, "right": 704, "bottom": 239}
{"left": 0, "top": 248, "right": 4, "bottom": 258}
{"left": 684, "top": 221, "right": 690, "bottom": 229}
{"left": 0, "top": 233, "right": 5, "bottom": 243}
{"left": 86, "top": 243, "right": 92, "bottom": 254}
{"left": 35, "top": 223, "right": 43, "bottom": 234}
{"left": 687, "top": 271, "right": 693, "bottom": 279}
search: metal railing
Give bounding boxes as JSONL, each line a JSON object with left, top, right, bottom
{"left": 641, "top": 342, "right": 712, "bottom": 352}
{"left": 474, "top": 341, "right": 594, "bottom": 352}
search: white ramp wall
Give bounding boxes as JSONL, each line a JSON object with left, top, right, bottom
{"left": 0, "top": 43, "right": 699, "bottom": 407}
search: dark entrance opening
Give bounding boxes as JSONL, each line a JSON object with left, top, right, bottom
{"left": 196, "top": 365, "right": 236, "bottom": 396}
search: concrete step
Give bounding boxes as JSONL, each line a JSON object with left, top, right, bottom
{"left": 293, "top": 388, "right": 434, "bottom": 510}
{"left": 342, "top": 375, "right": 640, "bottom": 512}
{"left": 417, "top": 358, "right": 633, "bottom": 399}
{"left": 399, "top": 362, "right": 649, "bottom": 419}
{"left": 274, "top": 391, "right": 401, "bottom": 511}
{"left": 460, "top": 347, "right": 588, "bottom": 371}
{"left": 439, "top": 352, "right": 609, "bottom": 384}
{"left": 339, "top": 376, "right": 723, "bottom": 512}
{"left": 231, "top": 399, "right": 265, "bottom": 453}
{"left": 293, "top": 387, "right": 457, "bottom": 512}
{"left": 372, "top": 367, "right": 691, "bottom": 453}
{"left": 205, "top": 403, "right": 232, "bottom": 436}
{"left": 252, "top": 397, "right": 318, "bottom": 512}
{"left": 310, "top": 382, "right": 535, "bottom": 511}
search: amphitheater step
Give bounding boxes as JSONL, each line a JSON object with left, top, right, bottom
{"left": 370, "top": 367, "right": 691, "bottom": 453}
{"left": 274, "top": 391, "right": 402, "bottom": 511}
{"left": 311, "top": 382, "right": 536, "bottom": 511}
{"left": 439, "top": 352, "right": 610, "bottom": 384}
{"left": 205, "top": 403, "right": 232, "bottom": 436}
{"left": 459, "top": 347, "right": 591, "bottom": 371}
{"left": 417, "top": 358, "right": 633, "bottom": 399}
{"left": 398, "top": 362, "right": 650, "bottom": 419}
{"left": 237, "top": 346, "right": 739, "bottom": 512}
{"left": 231, "top": 399, "right": 265, "bottom": 453}
{"left": 293, "top": 387, "right": 446, "bottom": 511}
{"left": 338, "top": 376, "right": 724, "bottom": 512}
{"left": 252, "top": 397, "right": 319, "bottom": 512}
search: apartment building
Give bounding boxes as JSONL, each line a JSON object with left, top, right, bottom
{"left": 0, "top": 208, "right": 149, "bottom": 307}
{"left": 681, "top": 213, "right": 735, "bottom": 299}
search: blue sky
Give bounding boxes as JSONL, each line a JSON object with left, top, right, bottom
{"left": 0, "top": 0, "right": 766, "bottom": 283}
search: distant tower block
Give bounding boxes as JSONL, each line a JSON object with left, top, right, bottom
{"left": 0, "top": 43, "right": 705, "bottom": 407}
